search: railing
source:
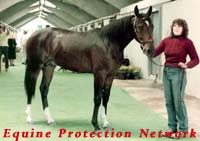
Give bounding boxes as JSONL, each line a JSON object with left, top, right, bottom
{"left": 0, "top": 21, "right": 18, "bottom": 32}
{"left": 69, "top": 11, "right": 134, "bottom": 32}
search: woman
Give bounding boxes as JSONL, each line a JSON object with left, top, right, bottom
{"left": 0, "top": 25, "right": 9, "bottom": 71}
{"left": 8, "top": 32, "right": 17, "bottom": 66}
{"left": 153, "top": 19, "right": 199, "bottom": 138}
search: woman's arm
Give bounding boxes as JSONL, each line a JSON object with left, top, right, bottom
{"left": 185, "top": 40, "right": 199, "bottom": 68}
{"left": 152, "top": 38, "right": 166, "bottom": 58}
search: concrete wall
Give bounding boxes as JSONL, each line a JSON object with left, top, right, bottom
{"left": 121, "top": 0, "right": 200, "bottom": 98}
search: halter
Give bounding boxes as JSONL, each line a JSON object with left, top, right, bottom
{"left": 133, "top": 17, "right": 164, "bottom": 67}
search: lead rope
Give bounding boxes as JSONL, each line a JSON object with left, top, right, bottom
{"left": 147, "top": 56, "right": 165, "bottom": 84}
{"left": 148, "top": 56, "right": 165, "bottom": 67}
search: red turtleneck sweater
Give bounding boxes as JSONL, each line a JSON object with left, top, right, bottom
{"left": 153, "top": 37, "right": 199, "bottom": 68}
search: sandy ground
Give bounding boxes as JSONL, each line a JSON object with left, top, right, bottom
{"left": 113, "top": 79, "right": 200, "bottom": 138}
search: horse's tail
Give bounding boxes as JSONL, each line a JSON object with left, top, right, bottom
{"left": 24, "top": 36, "right": 42, "bottom": 104}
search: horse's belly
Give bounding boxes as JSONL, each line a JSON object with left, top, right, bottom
{"left": 56, "top": 55, "right": 92, "bottom": 73}
{"left": 65, "top": 63, "right": 92, "bottom": 73}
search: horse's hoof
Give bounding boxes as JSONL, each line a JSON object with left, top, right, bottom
{"left": 94, "top": 126, "right": 101, "bottom": 131}
{"left": 94, "top": 128, "right": 102, "bottom": 135}
{"left": 103, "top": 123, "right": 110, "bottom": 128}
{"left": 26, "top": 120, "right": 33, "bottom": 125}
{"left": 48, "top": 120, "right": 56, "bottom": 126}
{"left": 26, "top": 118, "right": 32, "bottom": 125}
{"left": 103, "top": 124, "right": 111, "bottom": 131}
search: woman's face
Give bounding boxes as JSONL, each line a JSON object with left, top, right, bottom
{"left": 173, "top": 23, "right": 183, "bottom": 36}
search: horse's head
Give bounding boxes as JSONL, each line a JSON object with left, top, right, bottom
{"left": 132, "top": 6, "right": 154, "bottom": 57}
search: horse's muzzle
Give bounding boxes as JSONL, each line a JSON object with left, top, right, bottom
{"left": 141, "top": 43, "right": 154, "bottom": 57}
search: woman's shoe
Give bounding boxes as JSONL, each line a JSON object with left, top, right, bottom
{"left": 161, "top": 128, "right": 177, "bottom": 138}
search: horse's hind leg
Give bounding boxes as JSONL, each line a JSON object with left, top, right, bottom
{"left": 40, "top": 64, "right": 56, "bottom": 125}
{"left": 101, "top": 75, "right": 114, "bottom": 129}
{"left": 25, "top": 66, "right": 41, "bottom": 124}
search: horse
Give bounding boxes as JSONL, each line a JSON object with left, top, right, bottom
{"left": 24, "top": 6, "right": 154, "bottom": 131}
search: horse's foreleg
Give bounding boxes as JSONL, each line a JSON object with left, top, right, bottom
{"left": 26, "top": 104, "right": 32, "bottom": 124}
{"left": 40, "top": 65, "right": 55, "bottom": 125}
{"left": 101, "top": 75, "right": 114, "bottom": 129}
{"left": 101, "top": 86, "right": 111, "bottom": 128}
{"left": 44, "top": 107, "right": 54, "bottom": 125}
{"left": 92, "top": 73, "right": 105, "bottom": 131}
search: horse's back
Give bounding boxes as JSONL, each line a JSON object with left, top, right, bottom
{"left": 26, "top": 28, "right": 114, "bottom": 73}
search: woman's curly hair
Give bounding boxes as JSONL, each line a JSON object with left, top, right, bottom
{"left": 170, "top": 18, "right": 189, "bottom": 38}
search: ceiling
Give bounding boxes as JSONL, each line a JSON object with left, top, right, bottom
{"left": 0, "top": 0, "right": 141, "bottom": 29}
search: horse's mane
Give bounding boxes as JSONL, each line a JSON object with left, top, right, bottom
{"left": 99, "top": 15, "right": 134, "bottom": 40}
{"left": 48, "top": 15, "right": 134, "bottom": 38}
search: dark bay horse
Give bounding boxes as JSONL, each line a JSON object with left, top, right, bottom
{"left": 24, "top": 6, "right": 154, "bottom": 131}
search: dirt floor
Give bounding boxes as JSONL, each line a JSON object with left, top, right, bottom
{"left": 113, "top": 79, "right": 200, "bottom": 138}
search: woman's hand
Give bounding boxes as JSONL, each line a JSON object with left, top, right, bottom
{"left": 178, "top": 62, "right": 188, "bottom": 68}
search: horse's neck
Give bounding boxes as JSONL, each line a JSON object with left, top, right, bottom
{"left": 100, "top": 16, "right": 135, "bottom": 51}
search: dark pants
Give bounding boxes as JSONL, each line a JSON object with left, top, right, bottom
{"left": 0, "top": 46, "right": 9, "bottom": 69}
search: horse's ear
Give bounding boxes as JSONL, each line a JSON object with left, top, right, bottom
{"left": 146, "top": 6, "right": 152, "bottom": 17}
{"left": 134, "top": 5, "right": 140, "bottom": 17}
